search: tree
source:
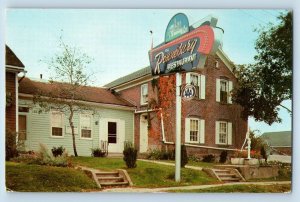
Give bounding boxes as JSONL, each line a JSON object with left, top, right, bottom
{"left": 232, "top": 11, "right": 292, "bottom": 125}
{"left": 34, "top": 37, "right": 93, "bottom": 156}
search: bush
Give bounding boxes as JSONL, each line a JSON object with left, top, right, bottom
{"left": 260, "top": 146, "right": 267, "bottom": 161}
{"left": 51, "top": 146, "right": 65, "bottom": 157}
{"left": 146, "top": 149, "right": 175, "bottom": 160}
{"left": 6, "top": 129, "right": 18, "bottom": 161}
{"left": 181, "top": 145, "right": 188, "bottom": 167}
{"left": 123, "top": 145, "right": 137, "bottom": 168}
{"left": 219, "top": 151, "right": 228, "bottom": 163}
{"left": 91, "top": 148, "right": 106, "bottom": 157}
{"left": 202, "top": 154, "right": 215, "bottom": 163}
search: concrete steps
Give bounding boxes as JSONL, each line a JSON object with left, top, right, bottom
{"left": 212, "top": 169, "right": 245, "bottom": 183}
{"left": 96, "top": 171, "right": 129, "bottom": 187}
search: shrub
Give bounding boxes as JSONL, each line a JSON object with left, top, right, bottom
{"left": 123, "top": 145, "right": 137, "bottom": 168}
{"left": 51, "top": 146, "right": 65, "bottom": 157}
{"left": 181, "top": 145, "right": 188, "bottom": 167}
{"left": 202, "top": 154, "right": 215, "bottom": 163}
{"left": 260, "top": 146, "right": 267, "bottom": 161}
{"left": 91, "top": 148, "right": 106, "bottom": 157}
{"left": 219, "top": 151, "right": 228, "bottom": 163}
{"left": 146, "top": 149, "right": 175, "bottom": 160}
{"left": 188, "top": 155, "right": 201, "bottom": 162}
{"left": 6, "top": 129, "right": 18, "bottom": 161}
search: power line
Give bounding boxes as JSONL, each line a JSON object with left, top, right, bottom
{"left": 239, "top": 10, "right": 269, "bottom": 25}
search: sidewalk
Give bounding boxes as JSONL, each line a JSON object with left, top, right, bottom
{"left": 102, "top": 181, "right": 291, "bottom": 192}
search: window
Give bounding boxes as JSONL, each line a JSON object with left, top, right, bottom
{"left": 186, "top": 73, "right": 206, "bottom": 99}
{"left": 108, "top": 122, "right": 117, "bottom": 143}
{"left": 216, "top": 79, "right": 233, "bottom": 104}
{"left": 51, "top": 111, "right": 63, "bottom": 137}
{"left": 141, "top": 84, "right": 148, "bottom": 104}
{"left": 215, "top": 121, "right": 232, "bottom": 145}
{"left": 81, "top": 114, "right": 92, "bottom": 138}
{"left": 215, "top": 60, "right": 219, "bottom": 68}
{"left": 185, "top": 118, "right": 205, "bottom": 144}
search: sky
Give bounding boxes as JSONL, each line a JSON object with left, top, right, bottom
{"left": 5, "top": 9, "right": 291, "bottom": 134}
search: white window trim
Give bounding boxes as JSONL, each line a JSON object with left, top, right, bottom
{"left": 215, "top": 121, "right": 232, "bottom": 145}
{"left": 80, "top": 113, "right": 93, "bottom": 140}
{"left": 185, "top": 118, "right": 205, "bottom": 144}
{"left": 140, "top": 83, "right": 148, "bottom": 105}
{"left": 186, "top": 73, "right": 205, "bottom": 99}
{"left": 50, "top": 110, "right": 64, "bottom": 138}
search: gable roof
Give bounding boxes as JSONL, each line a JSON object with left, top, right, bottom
{"left": 6, "top": 45, "right": 25, "bottom": 68}
{"left": 104, "top": 66, "right": 151, "bottom": 88}
{"left": 260, "top": 131, "right": 292, "bottom": 147}
{"left": 104, "top": 48, "right": 236, "bottom": 89}
{"left": 19, "top": 78, "right": 135, "bottom": 108}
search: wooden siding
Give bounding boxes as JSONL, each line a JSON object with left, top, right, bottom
{"left": 19, "top": 99, "right": 134, "bottom": 156}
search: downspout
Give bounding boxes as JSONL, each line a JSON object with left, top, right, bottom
{"left": 16, "top": 70, "right": 26, "bottom": 144}
{"left": 160, "top": 108, "right": 174, "bottom": 144}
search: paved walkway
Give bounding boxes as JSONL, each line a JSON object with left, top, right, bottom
{"left": 138, "top": 159, "right": 203, "bottom": 171}
{"left": 102, "top": 181, "right": 291, "bottom": 192}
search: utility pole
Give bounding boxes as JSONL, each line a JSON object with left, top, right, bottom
{"left": 175, "top": 72, "right": 182, "bottom": 182}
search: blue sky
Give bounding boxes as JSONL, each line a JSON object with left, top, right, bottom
{"left": 6, "top": 9, "right": 291, "bottom": 134}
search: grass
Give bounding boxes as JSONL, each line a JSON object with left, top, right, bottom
{"left": 158, "top": 159, "right": 217, "bottom": 168}
{"left": 72, "top": 157, "right": 219, "bottom": 188}
{"left": 6, "top": 162, "right": 99, "bottom": 192}
{"left": 169, "top": 184, "right": 291, "bottom": 193}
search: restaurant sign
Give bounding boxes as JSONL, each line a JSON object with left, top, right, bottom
{"left": 149, "top": 25, "right": 216, "bottom": 75}
{"left": 165, "top": 13, "right": 189, "bottom": 43}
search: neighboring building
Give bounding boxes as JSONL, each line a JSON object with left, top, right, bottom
{"left": 18, "top": 78, "right": 135, "bottom": 156}
{"left": 260, "top": 131, "right": 292, "bottom": 155}
{"left": 5, "top": 45, "right": 26, "bottom": 134}
{"left": 105, "top": 48, "right": 248, "bottom": 157}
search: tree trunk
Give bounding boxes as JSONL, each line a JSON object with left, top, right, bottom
{"left": 69, "top": 108, "right": 78, "bottom": 157}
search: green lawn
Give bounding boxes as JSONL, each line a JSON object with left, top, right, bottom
{"left": 72, "top": 157, "right": 219, "bottom": 188}
{"left": 6, "top": 162, "right": 99, "bottom": 192}
{"left": 169, "top": 184, "right": 291, "bottom": 193}
{"left": 152, "top": 159, "right": 217, "bottom": 168}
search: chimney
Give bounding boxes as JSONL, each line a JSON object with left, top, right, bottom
{"left": 40, "top": 74, "right": 43, "bottom": 79}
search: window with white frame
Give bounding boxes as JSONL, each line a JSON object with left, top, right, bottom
{"left": 185, "top": 118, "right": 205, "bottom": 144}
{"left": 141, "top": 83, "right": 148, "bottom": 104}
{"left": 215, "top": 121, "right": 232, "bottom": 145}
{"left": 216, "top": 78, "right": 233, "bottom": 104}
{"left": 186, "top": 73, "right": 206, "bottom": 99}
{"left": 51, "top": 111, "right": 63, "bottom": 137}
{"left": 81, "top": 114, "right": 92, "bottom": 138}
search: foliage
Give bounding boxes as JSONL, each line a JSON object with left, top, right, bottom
{"left": 250, "top": 150, "right": 262, "bottom": 159}
{"left": 123, "top": 145, "right": 137, "bottom": 168}
{"left": 232, "top": 11, "right": 292, "bottom": 124}
{"left": 51, "top": 146, "right": 65, "bottom": 157}
{"left": 202, "top": 154, "right": 215, "bottom": 163}
{"left": 232, "top": 150, "right": 247, "bottom": 158}
{"left": 181, "top": 145, "right": 188, "bottom": 167}
{"left": 34, "top": 36, "right": 94, "bottom": 157}
{"left": 249, "top": 130, "right": 268, "bottom": 152}
{"left": 146, "top": 149, "right": 175, "bottom": 160}
{"left": 260, "top": 146, "right": 267, "bottom": 161}
{"left": 6, "top": 129, "right": 18, "bottom": 161}
{"left": 6, "top": 162, "right": 98, "bottom": 192}
{"left": 219, "top": 151, "right": 228, "bottom": 163}
{"left": 12, "top": 144, "right": 71, "bottom": 167}
{"left": 91, "top": 148, "right": 106, "bottom": 157}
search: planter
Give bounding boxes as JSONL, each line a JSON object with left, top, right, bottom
{"left": 231, "top": 158, "right": 245, "bottom": 165}
{"left": 244, "top": 158, "right": 259, "bottom": 165}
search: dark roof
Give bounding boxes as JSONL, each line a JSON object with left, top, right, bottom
{"left": 104, "top": 66, "right": 151, "bottom": 88}
{"left": 5, "top": 45, "right": 25, "bottom": 67}
{"left": 19, "top": 78, "right": 135, "bottom": 108}
{"left": 260, "top": 131, "right": 292, "bottom": 147}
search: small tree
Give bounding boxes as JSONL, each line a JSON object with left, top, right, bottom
{"left": 34, "top": 36, "right": 93, "bottom": 157}
{"left": 181, "top": 145, "right": 188, "bottom": 167}
{"left": 123, "top": 143, "right": 137, "bottom": 168}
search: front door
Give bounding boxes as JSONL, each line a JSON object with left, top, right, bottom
{"left": 139, "top": 114, "right": 148, "bottom": 153}
{"left": 99, "top": 118, "right": 125, "bottom": 153}
{"left": 18, "top": 115, "right": 27, "bottom": 141}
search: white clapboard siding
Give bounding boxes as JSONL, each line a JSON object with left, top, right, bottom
{"left": 216, "top": 79, "right": 221, "bottom": 102}
{"left": 227, "top": 122, "right": 232, "bottom": 145}
{"left": 228, "top": 81, "right": 233, "bottom": 104}
{"left": 200, "top": 75, "right": 206, "bottom": 99}
{"left": 200, "top": 119, "right": 205, "bottom": 144}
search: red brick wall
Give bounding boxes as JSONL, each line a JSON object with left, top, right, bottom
{"left": 118, "top": 54, "right": 248, "bottom": 154}
{"left": 6, "top": 72, "right": 16, "bottom": 132}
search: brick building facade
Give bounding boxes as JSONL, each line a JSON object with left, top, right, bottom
{"left": 105, "top": 49, "right": 248, "bottom": 157}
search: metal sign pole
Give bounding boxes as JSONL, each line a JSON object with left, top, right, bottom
{"left": 175, "top": 72, "right": 182, "bottom": 182}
